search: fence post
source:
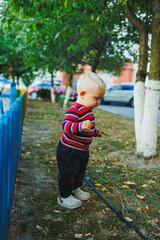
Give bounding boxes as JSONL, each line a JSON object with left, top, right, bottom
{"left": 6, "top": 108, "right": 15, "bottom": 210}
{"left": 5, "top": 110, "right": 13, "bottom": 224}
{"left": 0, "top": 115, "right": 9, "bottom": 240}
{"left": 0, "top": 122, "right": 4, "bottom": 240}
{"left": 0, "top": 121, "right": 6, "bottom": 240}
{"left": 0, "top": 99, "right": 4, "bottom": 115}
{"left": 10, "top": 82, "right": 17, "bottom": 106}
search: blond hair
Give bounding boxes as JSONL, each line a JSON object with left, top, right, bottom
{"left": 77, "top": 72, "right": 106, "bottom": 93}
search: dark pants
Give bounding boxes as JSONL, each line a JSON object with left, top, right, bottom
{"left": 56, "top": 141, "right": 89, "bottom": 198}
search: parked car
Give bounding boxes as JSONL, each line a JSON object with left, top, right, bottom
{"left": 28, "top": 83, "right": 77, "bottom": 100}
{"left": 102, "top": 83, "right": 134, "bottom": 107}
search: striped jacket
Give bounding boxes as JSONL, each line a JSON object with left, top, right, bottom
{"left": 60, "top": 102, "right": 99, "bottom": 151}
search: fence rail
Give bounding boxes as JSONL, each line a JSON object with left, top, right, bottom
{"left": 0, "top": 92, "right": 27, "bottom": 240}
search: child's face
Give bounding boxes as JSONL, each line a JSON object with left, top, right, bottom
{"left": 80, "top": 87, "right": 105, "bottom": 110}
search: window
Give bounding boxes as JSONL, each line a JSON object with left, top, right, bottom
{"left": 122, "top": 85, "right": 134, "bottom": 90}
{"left": 110, "top": 85, "right": 122, "bottom": 91}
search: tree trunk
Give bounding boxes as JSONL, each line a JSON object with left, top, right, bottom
{"left": 91, "top": 51, "right": 101, "bottom": 73}
{"left": 63, "top": 86, "right": 71, "bottom": 108}
{"left": 63, "top": 72, "right": 73, "bottom": 108}
{"left": 141, "top": 0, "right": 160, "bottom": 158}
{"left": 141, "top": 80, "right": 160, "bottom": 157}
{"left": 50, "top": 72, "right": 55, "bottom": 103}
{"left": 17, "top": 76, "right": 20, "bottom": 86}
{"left": 134, "top": 29, "right": 148, "bottom": 155}
{"left": 122, "top": 1, "right": 150, "bottom": 156}
{"left": 134, "top": 81, "right": 145, "bottom": 155}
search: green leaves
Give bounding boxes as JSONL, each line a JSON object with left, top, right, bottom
{"left": 0, "top": 0, "right": 141, "bottom": 85}
{"left": 64, "top": 0, "right": 68, "bottom": 8}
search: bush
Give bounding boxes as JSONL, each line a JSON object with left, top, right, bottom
{"left": 37, "top": 89, "right": 50, "bottom": 99}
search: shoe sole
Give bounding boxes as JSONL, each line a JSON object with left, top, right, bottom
{"left": 57, "top": 198, "right": 82, "bottom": 209}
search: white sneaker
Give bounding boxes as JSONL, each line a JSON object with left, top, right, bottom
{"left": 72, "top": 188, "right": 90, "bottom": 201}
{"left": 57, "top": 195, "right": 82, "bottom": 209}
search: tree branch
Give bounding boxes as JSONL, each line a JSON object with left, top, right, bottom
{"left": 121, "top": 1, "right": 145, "bottom": 32}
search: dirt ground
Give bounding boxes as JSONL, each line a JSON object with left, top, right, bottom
{"left": 7, "top": 100, "right": 160, "bottom": 240}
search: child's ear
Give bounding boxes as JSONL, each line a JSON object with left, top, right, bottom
{"left": 79, "top": 90, "right": 86, "bottom": 99}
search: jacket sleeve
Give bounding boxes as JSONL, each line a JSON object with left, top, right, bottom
{"left": 94, "top": 129, "right": 99, "bottom": 137}
{"left": 62, "top": 107, "right": 82, "bottom": 134}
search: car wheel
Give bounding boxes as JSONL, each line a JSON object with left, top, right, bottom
{"left": 31, "top": 91, "right": 38, "bottom": 99}
{"left": 130, "top": 98, "right": 134, "bottom": 107}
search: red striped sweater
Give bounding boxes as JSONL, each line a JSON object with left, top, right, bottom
{"left": 60, "top": 102, "right": 99, "bottom": 151}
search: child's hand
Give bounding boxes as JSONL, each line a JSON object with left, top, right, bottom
{"left": 81, "top": 120, "right": 93, "bottom": 131}
{"left": 97, "top": 130, "right": 105, "bottom": 137}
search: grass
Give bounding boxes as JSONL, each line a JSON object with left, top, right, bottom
{"left": 7, "top": 99, "right": 160, "bottom": 240}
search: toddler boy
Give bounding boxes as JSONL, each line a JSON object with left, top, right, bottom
{"left": 57, "top": 72, "right": 106, "bottom": 209}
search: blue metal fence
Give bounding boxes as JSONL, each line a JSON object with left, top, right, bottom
{"left": 0, "top": 92, "right": 27, "bottom": 240}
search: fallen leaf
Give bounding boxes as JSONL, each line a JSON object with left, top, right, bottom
{"left": 137, "top": 207, "right": 143, "bottom": 213}
{"left": 102, "top": 187, "right": 107, "bottom": 191}
{"left": 153, "top": 218, "right": 159, "bottom": 223}
{"left": 98, "top": 147, "right": 102, "bottom": 150}
{"left": 148, "top": 180, "right": 157, "bottom": 184}
{"left": 122, "top": 185, "right": 129, "bottom": 189}
{"left": 114, "top": 157, "right": 118, "bottom": 162}
{"left": 123, "top": 181, "right": 136, "bottom": 185}
{"left": 123, "top": 163, "right": 127, "bottom": 167}
{"left": 36, "top": 225, "right": 43, "bottom": 231}
{"left": 105, "top": 208, "right": 111, "bottom": 211}
{"left": 100, "top": 178, "right": 109, "bottom": 184}
{"left": 125, "top": 217, "right": 133, "bottom": 222}
{"left": 136, "top": 195, "right": 145, "bottom": 200}
{"left": 26, "top": 152, "right": 31, "bottom": 155}
{"left": 75, "top": 234, "right": 83, "bottom": 239}
{"left": 85, "top": 232, "right": 92, "bottom": 236}
{"left": 142, "top": 184, "right": 147, "bottom": 188}
{"left": 145, "top": 206, "right": 149, "bottom": 210}
{"left": 108, "top": 182, "right": 114, "bottom": 186}
{"left": 53, "top": 210, "right": 61, "bottom": 213}
{"left": 35, "top": 144, "right": 41, "bottom": 147}
{"left": 94, "top": 183, "right": 102, "bottom": 186}
{"left": 102, "top": 209, "right": 106, "bottom": 214}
